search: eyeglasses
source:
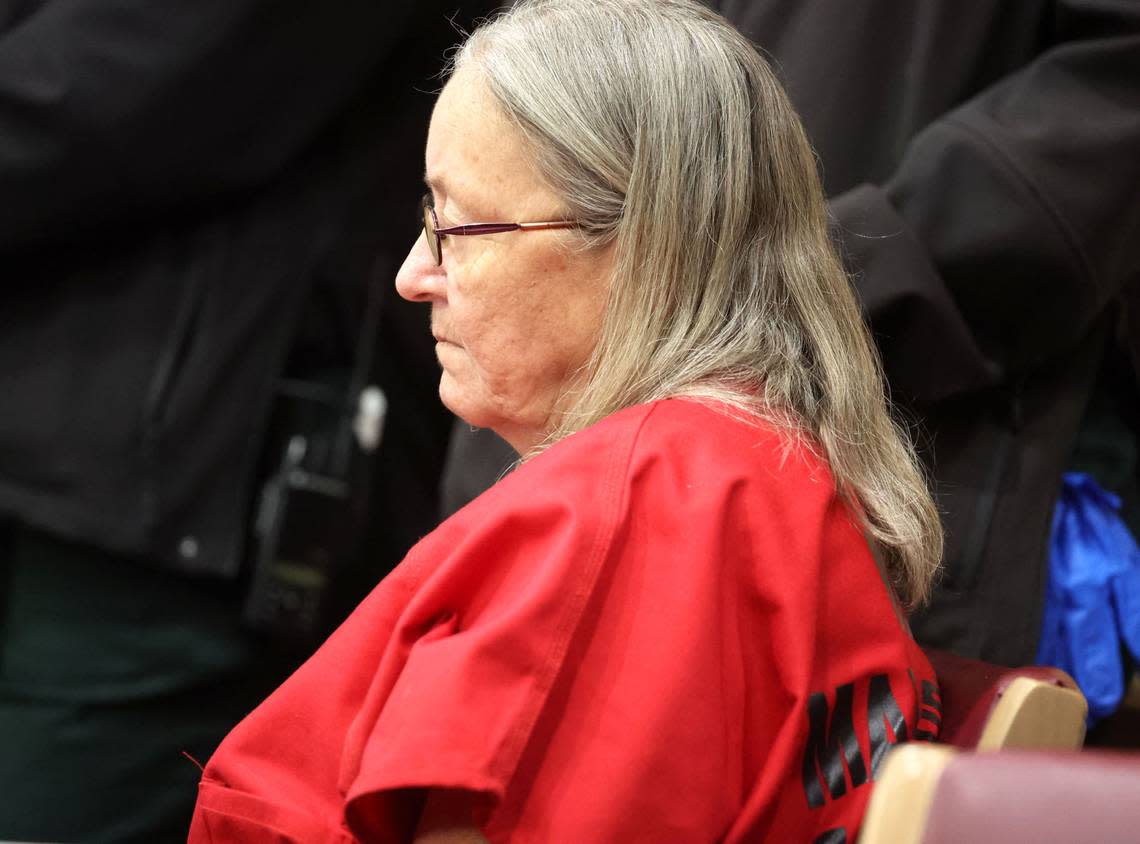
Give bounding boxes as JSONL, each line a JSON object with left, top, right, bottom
{"left": 420, "top": 193, "right": 580, "bottom": 266}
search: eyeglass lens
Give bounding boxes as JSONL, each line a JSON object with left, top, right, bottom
{"left": 422, "top": 200, "right": 441, "bottom": 265}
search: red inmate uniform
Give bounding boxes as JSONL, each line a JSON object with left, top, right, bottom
{"left": 189, "top": 399, "right": 939, "bottom": 843}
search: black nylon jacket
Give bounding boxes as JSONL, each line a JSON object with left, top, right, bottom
{"left": 0, "top": 0, "right": 454, "bottom": 578}
{"left": 715, "top": 0, "right": 1140, "bottom": 664}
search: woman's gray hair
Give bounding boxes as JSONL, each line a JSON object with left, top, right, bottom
{"left": 454, "top": 0, "right": 942, "bottom": 608}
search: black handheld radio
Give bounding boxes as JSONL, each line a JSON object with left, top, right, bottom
{"left": 243, "top": 279, "right": 386, "bottom": 642}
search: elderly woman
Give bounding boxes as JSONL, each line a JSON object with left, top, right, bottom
{"left": 189, "top": 1, "right": 943, "bottom": 841}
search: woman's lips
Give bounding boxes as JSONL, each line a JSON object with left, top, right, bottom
{"left": 433, "top": 336, "right": 461, "bottom": 356}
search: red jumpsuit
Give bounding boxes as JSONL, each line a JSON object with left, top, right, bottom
{"left": 189, "top": 399, "right": 939, "bottom": 842}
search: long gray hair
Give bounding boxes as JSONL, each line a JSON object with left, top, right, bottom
{"left": 454, "top": 0, "right": 942, "bottom": 609}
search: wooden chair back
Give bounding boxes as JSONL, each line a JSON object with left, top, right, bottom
{"left": 924, "top": 648, "right": 1087, "bottom": 750}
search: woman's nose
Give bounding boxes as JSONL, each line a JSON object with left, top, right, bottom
{"left": 395, "top": 231, "right": 446, "bottom": 303}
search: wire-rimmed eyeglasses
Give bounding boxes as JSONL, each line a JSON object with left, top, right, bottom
{"left": 420, "top": 193, "right": 580, "bottom": 266}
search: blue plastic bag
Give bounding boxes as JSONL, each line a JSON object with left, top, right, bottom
{"left": 1037, "top": 472, "right": 1140, "bottom": 725}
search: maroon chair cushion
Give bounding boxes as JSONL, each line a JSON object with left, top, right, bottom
{"left": 925, "top": 649, "right": 1079, "bottom": 747}
{"left": 922, "top": 750, "right": 1140, "bottom": 843}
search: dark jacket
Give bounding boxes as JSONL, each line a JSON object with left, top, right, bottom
{"left": 0, "top": 0, "right": 459, "bottom": 578}
{"left": 716, "top": 0, "right": 1140, "bottom": 663}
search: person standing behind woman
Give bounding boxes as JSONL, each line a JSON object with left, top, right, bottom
{"left": 189, "top": 1, "right": 943, "bottom": 841}
{"left": 0, "top": 1, "right": 492, "bottom": 839}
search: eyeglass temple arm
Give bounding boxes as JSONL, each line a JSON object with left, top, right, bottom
{"left": 436, "top": 220, "right": 579, "bottom": 237}
{"left": 516, "top": 221, "right": 578, "bottom": 231}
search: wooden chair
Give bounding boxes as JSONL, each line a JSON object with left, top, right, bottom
{"left": 924, "top": 648, "right": 1088, "bottom": 750}
{"left": 856, "top": 652, "right": 1091, "bottom": 842}
{"left": 859, "top": 744, "right": 1140, "bottom": 844}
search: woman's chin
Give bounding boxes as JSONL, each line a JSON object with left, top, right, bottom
{"left": 439, "top": 384, "right": 536, "bottom": 453}
{"left": 439, "top": 379, "right": 494, "bottom": 431}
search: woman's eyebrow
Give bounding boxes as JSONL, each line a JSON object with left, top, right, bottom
{"left": 424, "top": 173, "right": 482, "bottom": 219}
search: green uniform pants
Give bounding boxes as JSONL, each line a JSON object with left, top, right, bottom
{"left": 0, "top": 523, "right": 300, "bottom": 843}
